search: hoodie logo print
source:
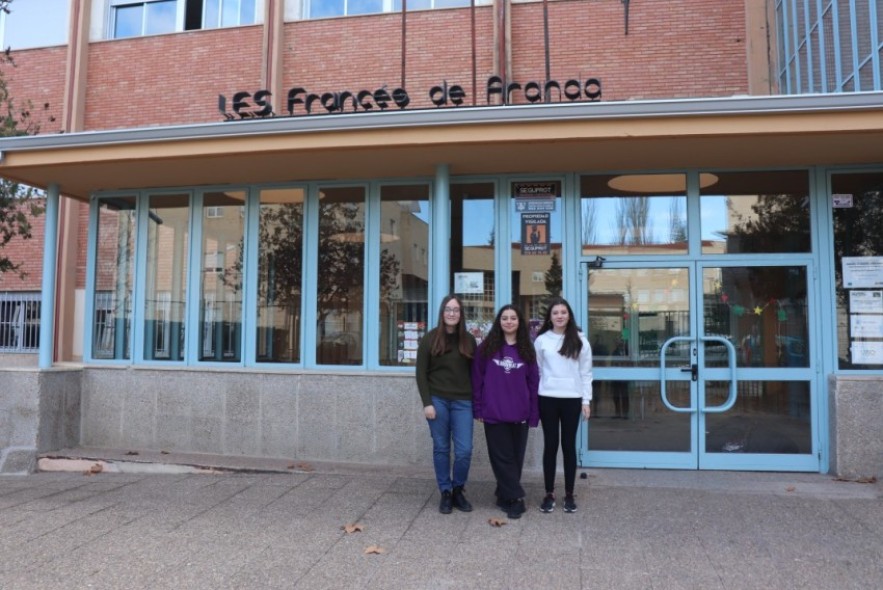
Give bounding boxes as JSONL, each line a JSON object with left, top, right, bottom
{"left": 493, "top": 356, "right": 524, "bottom": 373}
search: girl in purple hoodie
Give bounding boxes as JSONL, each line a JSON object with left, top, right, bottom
{"left": 472, "top": 304, "right": 539, "bottom": 519}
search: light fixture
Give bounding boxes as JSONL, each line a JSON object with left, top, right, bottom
{"left": 607, "top": 173, "right": 718, "bottom": 193}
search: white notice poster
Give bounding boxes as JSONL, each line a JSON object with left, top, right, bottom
{"left": 842, "top": 256, "right": 883, "bottom": 288}
{"left": 851, "top": 341, "right": 883, "bottom": 365}
{"left": 454, "top": 272, "right": 484, "bottom": 294}
{"left": 850, "top": 290, "right": 883, "bottom": 314}
{"left": 850, "top": 314, "right": 883, "bottom": 338}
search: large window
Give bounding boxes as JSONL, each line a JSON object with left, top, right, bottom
{"left": 580, "top": 174, "right": 689, "bottom": 256}
{"left": 832, "top": 171, "right": 883, "bottom": 371}
{"left": 510, "top": 180, "right": 562, "bottom": 336}
{"left": 199, "top": 190, "right": 245, "bottom": 362}
{"left": 92, "top": 196, "right": 136, "bottom": 360}
{"left": 256, "top": 187, "right": 304, "bottom": 364}
{"left": 378, "top": 184, "right": 429, "bottom": 366}
{"left": 775, "top": 0, "right": 883, "bottom": 93}
{"left": 0, "top": 0, "right": 69, "bottom": 50}
{"left": 0, "top": 292, "right": 40, "bottom": 353}
{"left": 450, "top": 182, "right": 495, "bottom": 342}
{"left": 306, "top": 0, "right": 470, "bottom": 19}
{"left": 110, "top": 0, "right": 257, "bottom": 39}
{"left": 316, "top": 186, "right": 366, "bottom": 366}
{"left": 144, "top": 192, "right": 189, "bottom": 361}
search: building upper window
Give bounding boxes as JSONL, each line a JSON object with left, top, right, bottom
{"left": 305, "top": 0, "right": 470, "bottom": 20}
{"left": 0, "top": 0, "right": 69, "bottom": 50}
{"left": 110, "top": 0, "right": 257, "bottom": 39}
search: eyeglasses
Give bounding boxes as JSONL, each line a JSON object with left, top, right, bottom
{"left": 443, "top": 307, "right": 461, "bottom": 314}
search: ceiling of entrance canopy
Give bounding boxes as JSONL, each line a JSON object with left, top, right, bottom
{"left": 1, "top": 94, "right": 882, "bottom": 201}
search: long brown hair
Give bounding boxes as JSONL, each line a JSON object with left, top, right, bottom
{"left": 537, "top": 296, "right": 583, "bottom": 359}
{"left": 429, "top": 294, "right": 475, "bottom": 358}
{"left": 480, "top": 304, "right": 536, "bottom": 363}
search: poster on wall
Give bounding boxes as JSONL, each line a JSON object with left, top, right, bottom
{"left": 850, "top": 314, "right": 883, "bottom": 338}
{"left": 842, "top": 256, "right": 883, "bottom": 288}
{"left": 513, "top": 182, "right": 558, "bottom": 212}
{"left": 849, "top": 290, "right": 883, "bottom": 314}
{"left": 397, "top": 321, "right": 425, "bottom": 364}
{"left": 850, "top": 341, "right": 883, "bottom": 365}
{"left": 454, "top": 272, "right": 484, "bottom": 294}
{"left": 521, "top": 212, "right": 551, "bottom": 255}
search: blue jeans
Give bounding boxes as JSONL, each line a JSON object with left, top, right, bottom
{"left": 427, "top": 396, "right": 473, "bottom": 492}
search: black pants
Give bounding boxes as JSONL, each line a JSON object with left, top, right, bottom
{"left": 539, "top": 396, "right": 582, "bottom": 495}
{"left": 484, "top": 422, "right": 529, "bottom": 501}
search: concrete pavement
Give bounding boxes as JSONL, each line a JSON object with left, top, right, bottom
{"left": 1, "top": 452, "right": 881, "bottom": 590}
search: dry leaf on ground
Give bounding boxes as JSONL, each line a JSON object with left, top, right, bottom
{"left": 488, "top": 518, "right": 507, "bottom": 527}
{"left": 83, "top": 463, "right": 103, "bottom": 475}
{"left": 785, "top": 486, "right": 796, "bottom": 492}
{"left": 342, "top": 523, "right": 364, "bottom": 534}
{"left": 364, "top": 545, "right": 385, "bottom": 554}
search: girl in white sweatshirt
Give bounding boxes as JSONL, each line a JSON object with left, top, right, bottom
{"left": 533, "top": 297, "right": 593, "bottom": 513}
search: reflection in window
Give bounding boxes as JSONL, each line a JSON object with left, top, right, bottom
{"left": 703, "top": 266, "right": 809, "bottom": 369}
{"left": 92, "top": 197, "right": 136, "bottom": 360}
{"left": 510, "top": 181, "right": 562, "bottom": 336}
{"left": 580, "top": 174, "right": 688, "bottom": 256}
{"left": 393, "top": 0, "right": 471, "bottom": 9}
{"left": 832, "top": 172, "right": 883, "bottom": 370}
{"left": 0, "top": 0, "right": 69, "bottom": 50}
{"left": 705, "top": 381, "right": 811, "bottom": 454}
{"left": 112, "top": 0, "right": 177, "bottom": 39}
{"left": 0, "top": 293, "right": 41, "bottom": 353}
{"left": 256, "top": 188, "right": 304, "bottom": 364}
{"left": 307, "top": 0, "right": 383, "bottom": 18}
{"left": 379, "top": 185, "right": 430, "bottom": 367}
{"left": 144, "top": 193, "right": 189, "bottom": 361}
{"left": 316, "top": 187, "right": 365, "bottom": 365}
{"left": 451, "top": 182, "right": 495, "bottom": 342}
{"left": 199, "top": 191, "right": 245, "bottom": 362}
{"left": 700, "top": 171, "right": 810, "bottom": 254}
{"left": 203, "top": 0, "right": 257, "bottom": 28}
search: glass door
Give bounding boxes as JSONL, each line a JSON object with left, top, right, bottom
{"left": 582, "top": 262, "right": 818, "bottom": 471}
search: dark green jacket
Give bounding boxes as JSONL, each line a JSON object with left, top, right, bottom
{"left": 415, "top": 329, "right": 476, "bottom": 407}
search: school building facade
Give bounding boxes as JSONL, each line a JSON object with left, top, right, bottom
{"left": 1, "top": 0, "right": 882, "bottom": 477}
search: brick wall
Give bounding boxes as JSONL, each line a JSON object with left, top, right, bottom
{"left": 2, "top": 46, "right": 66, "bottom": 135}
{"left": 0, "top": 199, "right": 46, "bottom": 290}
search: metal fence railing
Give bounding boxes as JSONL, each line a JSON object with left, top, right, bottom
{"left": 0, "top": 292, "right": 41, "bottom": 353}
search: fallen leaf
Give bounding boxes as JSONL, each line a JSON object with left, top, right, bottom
{"left": 124, "top": 451, "right": 139, "bottom": 456}
{"left": 295, "top": 462, "right": 314, "bottom": 472}
{"left": 488, "top": 517, "right": 508, "bottom": 527}
{"left": 363, "top": 545, "right": 385, "bottom": 554}
{"left": 83, "top": 463, "right": 103, "bottom": 476}
{"left": 286, "top": 463, "right": 296, "bottom": 470}
{"left": 160, "top": 451, "right": 170, "bottom": 455}
{"left": 785, "top": 486, "right": 796, "bottom": 492}
{"left": 342, "top": 523, "right": 364, "bottom": 534}
{"left": 855, "top": 476, "right": 878, "bottom": 484}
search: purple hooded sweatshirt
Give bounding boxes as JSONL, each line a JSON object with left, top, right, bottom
{"left": 472, "top": 342, "right": 540, "bottom": 427}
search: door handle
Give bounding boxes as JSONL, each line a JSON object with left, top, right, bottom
{"left": 680, "top": 364, "right": 698, "bottom": 381}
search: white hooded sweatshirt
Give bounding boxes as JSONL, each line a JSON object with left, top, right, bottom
{"left": 533, "top": 330, "right": 593, "bottom": 404}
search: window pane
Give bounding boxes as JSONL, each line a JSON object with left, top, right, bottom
{"left": 113, "top": 5, "right": 143, "bottom": 38}
{"left": 1, "top": 0, "right": 69, "bottom": 49}
{"left": 199, "top": 191, "right": 245, "bottom": 362}
{"left": 580, "top": 174, "right": 688, "bottom": 256}
{"left": 257, "top": 187, "right": 304, "bottom": 364}
{"left": 348, "top": 0, "right": 383, "bottom": 15}
{"left": 310, "top": 0, "right": 345, "bottom": 18}
{"left": 93, "top": 197, "right": 136, "bottom": 360}
{"left": 510, "top": 181, "right": 562, "bottom": 338}
{"left": 222, "top": 0, "right": 240, "bottom": 26}
{"left": 204, "top": 0, "right": 221, "bottom": 28}
{"left": 144, "top": 0, "right": 177, "bottom": 35}
{"left": 144, "top": 193, "right": 189, "bottom": 361}
{"left": 316, "top": 187, "right": 365, "bottom": 365}
{"left": 451, "top": 182, "right": 495, "bottom": 342}
{"left": 379, "top": 185, "right": 430, "bottom": 367}
{"left": 700, "top": 170, "right": 810, "bottom": 254}
{"left": 832, "top": 172, "right": 883, "bottom": 370}
{"left": 240, "top": 0, "right": 256, "bottom": 24}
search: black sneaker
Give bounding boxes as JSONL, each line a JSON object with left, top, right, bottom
{"left": 563, "top": 494, "right": 577, "bottom": 513}
{"left": 540, "top": 493, "right": 555, "bottom": 513}
{"left": 507, "top": 498, "right": 526, "bottom": 519}
{"left": 439, "top": 490, "right": 453, "bottom": 514}
{"left": 452, "top": 486, "right": 473, "bottom": 512}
